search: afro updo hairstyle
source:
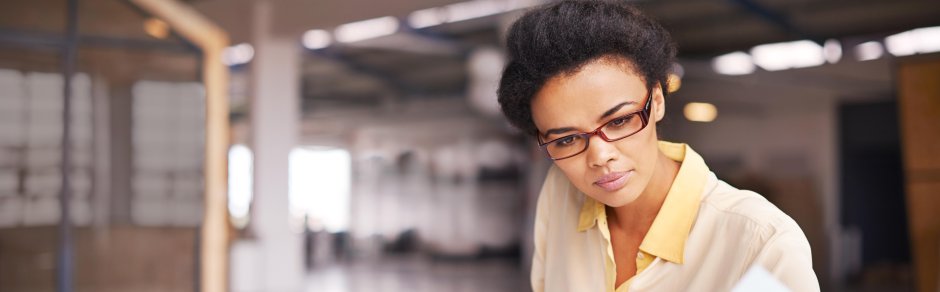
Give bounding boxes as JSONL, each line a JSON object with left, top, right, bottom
{"left": 497, "top": 0, "right": 677, "bottom": 136}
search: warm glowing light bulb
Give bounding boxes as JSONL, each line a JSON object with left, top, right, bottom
{"left": 684, "top": 102, "right": 718, "bottom": 122}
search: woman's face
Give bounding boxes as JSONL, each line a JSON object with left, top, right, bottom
{"left": 531, "top": 58, "right": 666, "bottom": 207}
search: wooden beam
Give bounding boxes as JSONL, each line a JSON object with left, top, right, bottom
{"left": 898, "top": 54, "right": 940, "bottom": 292}
{"left": 126, "top": 1, "right": 230, "bottom": 292}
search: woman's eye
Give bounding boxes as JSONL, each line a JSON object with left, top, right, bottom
{"left": 609, "top": 115, "right": 633, "bottom": 127}
{"left": 554, "top": 136, "right": 577, "bottom": 147}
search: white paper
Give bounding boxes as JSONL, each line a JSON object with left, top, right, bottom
{"left": 731, "top": 265, "right": 791, "bottom": 292}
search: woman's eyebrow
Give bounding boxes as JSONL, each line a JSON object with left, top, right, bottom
{"left": 598, "top": 101, "right": 636, "bottom": 121}
{"left": 543, "top": 127, "right": 576, "bottom": 139}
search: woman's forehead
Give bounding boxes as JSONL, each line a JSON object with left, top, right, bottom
{"left": 532, "top": 61, "right": 647, "bottom": 122}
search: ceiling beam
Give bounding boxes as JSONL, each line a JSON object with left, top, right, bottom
{"left": 307, "top": 47, "right": 422, "bottom": 96}
{"left": 0, "top": 28, "right": 195, "bottom": 53}
{"left": 727, "top": 0, "right": 813, "bottom": 40}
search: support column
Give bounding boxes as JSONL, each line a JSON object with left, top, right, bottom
{"left": 248, "top": 0, "right": 304, "bottom": 290}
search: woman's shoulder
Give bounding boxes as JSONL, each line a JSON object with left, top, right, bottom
{"left": 698, "top": 175, "right": 805, "bottom": 238}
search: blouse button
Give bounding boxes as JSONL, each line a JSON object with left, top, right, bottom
{"left": 636, "top": 252, "right": 644, "bottom": 260}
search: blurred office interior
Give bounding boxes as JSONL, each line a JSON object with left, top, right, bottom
{"left": 1, "top": 0, "right": 940, "bottom": 291}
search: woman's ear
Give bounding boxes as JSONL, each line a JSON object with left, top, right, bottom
{"left": 653, "top": 84, "right": 666, "bottom": 122}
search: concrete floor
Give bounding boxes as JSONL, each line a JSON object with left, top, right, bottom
{"left": 304, "top": 255, "right": 529, "bottom": 292}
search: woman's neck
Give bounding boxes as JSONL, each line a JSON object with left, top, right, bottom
{"left": 607, "top": 150, "right": 681, "bottom": 235}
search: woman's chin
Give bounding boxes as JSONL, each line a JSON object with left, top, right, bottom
{"left": 592, "top": 189, "right": 641, "bottom": 208}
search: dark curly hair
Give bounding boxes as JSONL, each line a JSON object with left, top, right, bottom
{"left": 497, "top": 0, "right": 677, "bottom": 136}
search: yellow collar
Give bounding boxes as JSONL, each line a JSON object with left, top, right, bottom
{"left": 577, "top": 141, "right": 710, "bottom": 264}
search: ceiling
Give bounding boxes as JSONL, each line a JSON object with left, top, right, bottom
{"left": 2, "top": 0, "right": 939, "bottom": 115}
{"left": 205, "top": 0, "right": 937, "bottom": 113}
{"left": 0, "top": 0, "right": 204, "bottom": 82}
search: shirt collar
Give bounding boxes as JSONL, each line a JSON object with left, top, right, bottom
{"left": 576, "top": 141, "right": 710, "bottom": 264}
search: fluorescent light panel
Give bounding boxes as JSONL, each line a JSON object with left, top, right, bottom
{"left": 854, "top": 41, "right": 884, "bottom": 61}
{"left": 335, "top": 16, "right": 399, "bottom": 43}
{"left": 446, "top": 0, "right": 507, "bottom": 23}
{"left": 408, "top": 0, "right": 541, "bottom": 29}
{"left": 408, "top": 8, "right": 446, "bottom": 29}
{"left": 712, "top": 51, "right": 755, "bottom": 75}
{"left": 750, "top": 40, "right": 824, "bottom": 71}
{"left": 885, "top": 26, "right": 940, "bottom": 56}
{"left": 303, "top": 29, "right": 332, "bottom": 49}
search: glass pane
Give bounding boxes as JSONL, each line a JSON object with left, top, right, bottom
{"left": 76, "top": 2, "right": 204, "bottom": 291}
{"left": 0, "top": 1, "right": 205, "bottom": 291}
{"left": 0, "top": 46, "right": 62, "bottom": 292}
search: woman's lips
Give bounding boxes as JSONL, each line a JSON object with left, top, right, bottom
{"left": 594, "top": 171, "right": 631, "bottom": 192}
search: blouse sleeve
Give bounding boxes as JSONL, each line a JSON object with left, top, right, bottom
{"left": 532, "top": 166, "right": 569, "bottom": 292}
{"left": 752, "top": 222, "right": 821, "bottom": 292}
{"left": 530, "top": 168, "right": 555, "bottom": 292}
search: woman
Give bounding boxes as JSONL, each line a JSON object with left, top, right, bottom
{"left": 497, "top": 1, "right": 820, "bottom": 291}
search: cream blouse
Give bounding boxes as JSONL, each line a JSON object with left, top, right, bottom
{"left": 530, "top": 141, "right": 820, "bottom": 291}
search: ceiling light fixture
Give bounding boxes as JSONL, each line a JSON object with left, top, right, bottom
{"left": 712, "top": 51, "right": 755, "bottom": 75}
{"left": 222, "top": 43, "right": 254, "bottom": 66}
{"left": 408, "top": 7, "right": 446, "bottom": 29}
{"left": 143, "top": 18, "right": 169, "bottom": 39}
{"left": 407, "top": 0, "right": 540, "bottom": 29}
{"left": 885, "top": 26, "right": 940, "bottom": 56}
{"left": 684, "top": 102, "right": 718, "bottom": 122}
{"left": 750, "top": 40, "right": 825, "bottom": 71}
{"left": 667, "top": 74, "right": 681, "bottom": 93}
{"left": 445, "top": 0, "right": 507, "bottom": 23}
{"left": 854, "top": 41, "right": 884, "bottom": 61}
{"left": 303, "top": 29, "right": 332, "bottom": 50}
{"left": 335, "top": 16, "right": 399, "bottom": 43}
{"left": 823, "top": 39, "right": 842, "bottom": 64}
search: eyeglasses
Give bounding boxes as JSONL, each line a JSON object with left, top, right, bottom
{"left": 537, "top": 88, "right": 653, "bottom": 160}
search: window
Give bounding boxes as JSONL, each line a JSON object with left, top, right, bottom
{"left": 228, "top": 144, "right": 253, "bottom": 228}
{"left": 289, "top": 147, "right": 351, "bottom": 232}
